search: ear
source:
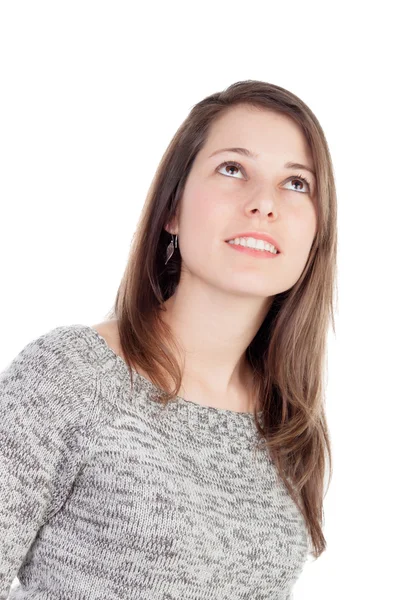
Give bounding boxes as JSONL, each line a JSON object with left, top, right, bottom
{"left": 164, "top": 217, "right": 178, "bottom": 236}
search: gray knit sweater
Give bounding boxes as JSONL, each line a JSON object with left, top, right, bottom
{"left": 0, "top": 324, "right": 310, "bottom": 599}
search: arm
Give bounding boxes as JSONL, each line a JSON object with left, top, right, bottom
{"left": 0, "top": 328, "right": 98, "bottom": 599}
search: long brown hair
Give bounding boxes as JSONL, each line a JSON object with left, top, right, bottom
{"left": 105, "top": 80, "right": 337, "bottom": 560}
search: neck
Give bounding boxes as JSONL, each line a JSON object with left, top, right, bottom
{"left": 159, "top": 278, "right": 272, "bottom": 402}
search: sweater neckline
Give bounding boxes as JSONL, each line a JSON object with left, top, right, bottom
{"left": 77, "top": 324, "right": 264, "bottom": 430}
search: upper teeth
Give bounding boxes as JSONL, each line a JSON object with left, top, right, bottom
{"left": 227, "top": 237, "right": 278, "bottom": 254}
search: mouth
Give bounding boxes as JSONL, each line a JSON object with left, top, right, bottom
{"left": 225, "top": 240, "right": 280, "bottom": 259}
{"left": 225, "top": 232, "right": 281, "bottom": 254}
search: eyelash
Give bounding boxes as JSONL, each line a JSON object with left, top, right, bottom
{"left": 217, "top": 160, "right": 311, "bottom": 193}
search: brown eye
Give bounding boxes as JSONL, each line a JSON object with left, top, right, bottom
{"left": 217, "top": 161, "right": 245, "bottom": 179}
{"left": 290, "top": 178, "right": 304, "bottom": 191}
{"left": 284, "top": 175, "right": 311, "bottom": 194}
{"left": 225, "top": 165, "right": 239, "bottom": 176}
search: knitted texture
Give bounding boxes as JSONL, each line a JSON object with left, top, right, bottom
{"left": 0, "top": 324, "right": 310, "bottom": 599}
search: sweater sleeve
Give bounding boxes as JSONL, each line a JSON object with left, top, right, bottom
{"left": 0, "top": 328, "right": 99, "bottom": 600}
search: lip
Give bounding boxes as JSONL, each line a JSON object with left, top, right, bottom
{"left": 224, "top": 231, "right": 281, "bottom": 253}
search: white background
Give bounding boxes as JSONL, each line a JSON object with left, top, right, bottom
{"left": 1, "top": 1, "right": 418, "bottom": 598}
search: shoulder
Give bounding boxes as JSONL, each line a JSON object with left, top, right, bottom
{"left": 90, "top": 319, "right": 122, "bottom": 357}
{"left": 90, "top": 320, "right": 151, "bottom": 380}
{"left": 0, "top": 324, "right": 101, "bottom": 422}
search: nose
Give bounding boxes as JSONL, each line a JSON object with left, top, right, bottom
{"left": 245, "top": 187, "right": 278, "bottom": 219}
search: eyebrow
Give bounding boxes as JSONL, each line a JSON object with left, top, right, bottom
{"left": 208, "top": 147, "right": 316, "bottom": 178}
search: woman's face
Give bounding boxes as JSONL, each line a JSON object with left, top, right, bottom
{"left": 170, "top": 104, "right": 318, "bottom": 299}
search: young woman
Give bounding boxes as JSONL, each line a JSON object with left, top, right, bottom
{"left": 0, "top": 80, "right": 337, "bottom": 599}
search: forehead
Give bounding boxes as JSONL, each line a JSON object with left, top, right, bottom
{"left": 202, "top": 104, "right": 313, "bottom": 167}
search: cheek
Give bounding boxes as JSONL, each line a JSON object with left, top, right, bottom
{"left": 180, "top": 186, "right": 232, "bottom": 245}
{"left": 187, "top": 190, "right": 212, "bottom": 222}
{"left": 287, "top": 208, "right": 317, "bottom": 265}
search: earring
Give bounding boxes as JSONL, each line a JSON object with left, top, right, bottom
{"left": 165, "top": 233, "right": 178, "bottom": 265}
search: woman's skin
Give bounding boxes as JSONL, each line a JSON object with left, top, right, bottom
{"left": 94, "top": 104, "right": 317, "bottom": 413}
